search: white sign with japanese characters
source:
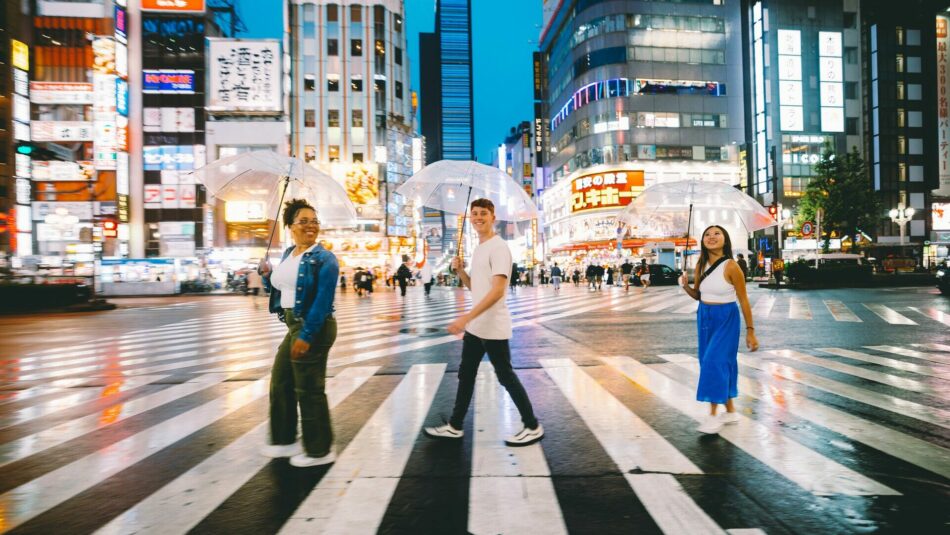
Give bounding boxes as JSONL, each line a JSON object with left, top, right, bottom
{"left": 207, "top": 39, "right": 281, "bottom": 113}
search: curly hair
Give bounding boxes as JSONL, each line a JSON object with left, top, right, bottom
{"left": 282, "top": 198, "right": 316, "bottom": 227}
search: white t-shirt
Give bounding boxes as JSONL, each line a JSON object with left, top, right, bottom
{"left": 271, "top": 244, "right": 317, "bottom": 308}
{"left": 466, "top": 234, "right": 512, "bottom": 340}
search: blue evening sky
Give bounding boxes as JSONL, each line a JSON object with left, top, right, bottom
{"left": 236, "top": 0, "right": 542, "bottom": 164}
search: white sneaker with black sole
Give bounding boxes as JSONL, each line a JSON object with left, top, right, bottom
{"left": 505, "top": 424, "right": 544, "bottom": 446}
{"left": 289, "top": 450, "right": 336, "bottom": 467}
{"left": 697, "top": 415, "right": 724, "bottom": 434}
{"left": 260, "top": 442, "right": 303, "bottom": 458}
{"left": 424, "top": 423, "right": 464, "bottom": 439}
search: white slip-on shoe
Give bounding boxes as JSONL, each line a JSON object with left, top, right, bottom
{"left": 505, "top": 424, "right": 544, "bottom": 447}
{"left": 260, "top": 442, "right": 303, "bottom": 458}
{"left": 720, "top": 412, "right": 740, "bottom": 425}
{"left": 289, "top": 450, "right": 336, "bottom": 467}
{"left": 697, "top": 415, "right": 724, "bottom": 434}
{"left": 424, "top": 423, "right": 464, "bottom": 439}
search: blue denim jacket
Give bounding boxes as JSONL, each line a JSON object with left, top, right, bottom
{"left": 265, "top": 244, "right": 339, "bottom": 344}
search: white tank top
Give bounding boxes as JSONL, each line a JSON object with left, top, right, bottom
{"left": 699, "top": 260, "right": 737, "bottom": 303}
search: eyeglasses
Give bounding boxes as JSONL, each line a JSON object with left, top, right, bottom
{"left": 293, "top": 219, "right": 320, "bottom": 227}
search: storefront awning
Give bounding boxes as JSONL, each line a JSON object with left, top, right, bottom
{"left": 551, "top": 237, "right": 697, "bottom": 254}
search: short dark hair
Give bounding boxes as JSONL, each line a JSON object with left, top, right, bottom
{"left": 282, "top": 198, "right": 316, "bottom": 227}
{"left": 470, "top": 198, "right": 494, "bottom": 214}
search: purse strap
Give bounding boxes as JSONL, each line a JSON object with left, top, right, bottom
{"left": 700, "top": 257, "right": 729, "bottom": 284}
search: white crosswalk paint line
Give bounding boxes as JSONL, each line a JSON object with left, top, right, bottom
{"left": 673, "top": 299, "right": 700, "bottom": 314}
{"left": 913, "top": 343, "right": 950, "bottom": 352}
{"left": 751, "top": 295, "right": 775, "bottom": 317}
{"left": 737, "top": 352, "right": 950, "bottom": 430}
{"left": 0, "top": 377, "right": 270, "bottom": 532}
{"left": 866, "top": 345, "right": 950, "bottom": 366}
{"left": 0, "top": 373, "right": 232, "bottom": 468}
{"left": 788, "top": 297, "right": 813, "bottom": 320}
{"left": 279, "top": 364, "right": 446, "bottom": 535}
{"left": 908, "top": 307, "right": 950, "bottom": 327}
{"left": 663, "top": 354, "right": 950, "bottom": 479}
{"left": 94, "top": 366, "right": 379, "bottom": 535}
{"left": 0, "top": 375, "right": 170, "bottom": 430}
{"left": 0, "top": 378, "right": 93, "bottom": 407}
{"left": 862, "top": 304, "right": 917, "bottom": 325}
{"left": 726, "top": 530, "right": 768, "bottom": 535}
{"left": 611, "top": 289, "right": 678, "bottom": 312}
{"left": 625, "top": 474, "right": 726, "bottom": 535}
{"left": 823, "top": 300, "right": 862, "bottom": 322}
{"left": 817, "top": 348, "right": 950, "bottom": 379}
{"left": 641, "top": 294, "right": 694, "bottom": 313}
{"left": 539, "top": 358, "right": 701, "bottom": 475}
{"left": 469, "top": 364, "right": 567, "bottom": 535}
{"left": 770, "top": 349, "right": 935, "bottom": 394}
{"left": 602, "top": 356, "right": 900, "bottom": 496}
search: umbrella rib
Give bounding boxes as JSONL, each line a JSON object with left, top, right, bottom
{"left": 205, "top": 168, "right": 256, "bottom": 196}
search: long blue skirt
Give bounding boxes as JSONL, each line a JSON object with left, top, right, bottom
{"left": 696, "top": 301, "right": 740, "bottom": 403}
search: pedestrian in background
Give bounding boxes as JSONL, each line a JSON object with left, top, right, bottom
{"left": 425, "top": 198, "right": 543, "bottom": 446}
{"left": 550, "top": 262, "right": 562, "bottom": 292}
{"left": 621, "top": 259, "right": 633, "bottom": 292}
{"left": 260, "top": 199, "right": 339, "bottom": 467}
{"left": 639, "top": 260, "right": 651, "bottom": 289}
{"left": 246, "top": 268, "right": 263, "bottom": 296}
{"left": 736, "top": 254, "right": 749, "bottom": 281}
{"left": 420, "top": 261, "right": 434, "bottom": 297}
{"left": 339, "top": 273, "right": 347, "bottom": 292}
{"left": 679, "top": 225, "right": 759, "bottom": 435}
{"left": 572, "top": 268, "right": 581, "bottom": 286}
{"left": 606, "top": 265, "right": 615, "bottom": 286}
{"left": 396, "top": 256, "right": 413, "bottom": 297}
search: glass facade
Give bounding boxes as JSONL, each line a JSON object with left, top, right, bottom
{"left": 436, "top": 0, "right": 475, "bottom": 160}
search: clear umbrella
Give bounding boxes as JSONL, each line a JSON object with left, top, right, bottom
{"left": 186, "top": 151, "right": 358, "bottom": 249}
{"left": 616, "top": 179, "right": 776, "bottom": 241}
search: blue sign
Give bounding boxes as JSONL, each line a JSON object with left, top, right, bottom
{"left": 116, "top": 79, "right": 129, "bottom": 116}
{"left": 143, "top": 70, "right": 195, "bottom": 94}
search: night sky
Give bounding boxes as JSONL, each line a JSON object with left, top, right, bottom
{"left": 236, "top": 0, "right": 541, "bottom": 164}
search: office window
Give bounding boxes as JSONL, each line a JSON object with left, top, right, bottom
{"left": 898, "top": 162, "right": 907, "bottom": 181}
{"left": 395, "top": 81, "right": 403, "bottom": 99}
{"left": 395, "top": 47, "right": 402, "bottom": 65}
{"left": 907, "top": 56, "right": 921, "bottom": 73}
{"left": 897, "top": 108, "right": 906, "bottom": 128}
{"left": 895, "top": 54, "right": 904, "bottom": 73}
{"left": 350, "top": 5, "right": 361, "bottom": 23}
{"left": 351, "top": 77, "right": 363, "bottom": 91}
{"left": 394, "top": 14, "right": 403, "bottom": 32}
{"left": 329, "top": 145, "right": 340, "bottom": 162}
{"left": 898, "top": 136, "right": 906, "bottom": 155}
{"left": 846, "top": 117, "right": 858, "bottom": 135}
{"left": 304, "top": 75, "right": 315, "bottom": 91}
{"left": 909, "top": 111, "right": 922, "bottom": 128}
{"left": 327, "top": 38, "right": 338, "bottom": 56}
{"left": 327, "top": 4, "right": 338, "bottom": 22}
{"left": 908, "top": 84, "right": 922, "bottom": 100}
{"left": 897, "top": 81, "right": 905, "bottom": 100}
{"left": 353, "top": 152, "right": 363, "bottom": 162}
{"left": 352, "top": 109, "right": 363, "bottom": 127}
{"left": 304, "top": 145, "right": 316, "bottom": 162}
{"left": 328, "top": 76, "right": 339, "bottom": 91}
{"left": 305, "top": 109, "right": 316, "bottom": 128}
{"left": 909, "top": 138, "right": 923, "bottom": 154}
{"left": 843, "top": 12, "right": 857, "bottom": 28}
{"left": 844, "top": 47, "right": 858, "bottom": 65}
{"left": 896, "top": 27, "right": 904, "bottom": 45}
{"left": 907, "top": 29, "right": 921, "bottom": 46}
{"left": 328, "top": 109, "right": 340, "bottom": 128}
{"left": 845, "top": 82, "right": 857, "bottom": 99}
{"left": 351, "top": 39, "right": 362, "bottom": 56}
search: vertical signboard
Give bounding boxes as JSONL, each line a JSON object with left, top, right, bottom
{"left": 938, "top": 16, "right": 950, "bottom": 196}
{"left": 777, "top": 29, "right": 804, "bottom": 132}
{"left": 819, "top": 31, "right": 844, "bottom": 132}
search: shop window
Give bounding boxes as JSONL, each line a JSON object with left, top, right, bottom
{"left": 327, "top": 39, "right": 338, "bottom": 56}
{"left": 351, "top": 39, "right": 362, "bottom": 56}
{"left": 305, "top": 109, "right": 315, "bottom": 128}
{"left": 328, "top": 109, "right": 340, "bottom": 128}
{"left": 304, "top": 146, "right": 316, "bottom": 162}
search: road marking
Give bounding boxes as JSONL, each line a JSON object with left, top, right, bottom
{"left": 907, "top": 307, "right": 950, "bottom": 327}
{"left": 751, "top": 295, "right": 776, "bottom": 317}
{"left": 673, "top": 299, "right": 700, "bottom": 314}
{"left": 770, "top": 349, "right": 934, "bottom": 394}
{"left": 817, "top": 348, "right": 950, "bottom": 379}
{"left": 626, "top": 474, "right": 727, "bottom": 535}
{"left": 788, "top": 297, "right": 813, "bottom": 320}
{"left": 862, "top": 304, "right": 917, "bottom": 325}
{"left": 94, "top": 366, "right": 379, "bottom": 535}
{"left": 913, "top": 343, "right": 950, "bottom": 352}
{"left": 823, "top": 300, "right": 862, "bottom": 322}
{"left": 279, "top": 364, "right": 445, "bottom": 535}
{"left": 602, "top": 356, "right": 900, "bottom": 496}
{"left": 864, "top": 345, "right": 950, "bottom": 366}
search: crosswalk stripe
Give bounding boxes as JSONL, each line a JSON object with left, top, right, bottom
{"left": 788, "top": 297, "right": 813, "bottom": 320}
{"left": 866, "top": 345, "right": 950, "bottom": 366}
{"left": 278, "top": 363, "right": 445, "bottom": 534}
{"left": 468, "top": 364, "right": 567, "bottom": 535}
{"left": 816, "top": 348, "right": 950, "bottom": 379}
{"left": 94, "top": 366, "right": 379, "bottom": 535}
{"left": 0, "top": 378, "right": 96, "bottom": 407}
{"left": 914, "top": 343, "right": 950, "bottom": 352}
{"left": 539, "top": 358, "right": 702, "bottom": 475}
{"left": 610, "top": 288, "right": 678, "bottom": 312}
{"left": 770, "top": 349, "right": 936, "bottom": 394}
{"left": 625, "top": 474, "right": 728, "bottom": 535}
{"left": 601, "top": 356, "right": 900, "bottom": 496}
{"left": 862, "top": 304, "right": 918, "bottom": 325}
{"left": 661, "top": 353, "right": 950, "bottom": 479}
{"left": 751, "top": 295, "right": 775, "bottom": 317}
{"left": 737, "top": 352, "right": 950, "bottom": 429}
{"left": 823, "top": 300, "right": 862, "bottom": 322}
{"left": 673, "top": 299, "right": 699, "bottom": 314}
{"left": 641, "top": 294, "right": 695, "bottom": 313}
{"left": 0, "top": 377, "right": 270, "bottom": 531}
{"left": 908, "top": 307, "right": 950, "bottom": 327}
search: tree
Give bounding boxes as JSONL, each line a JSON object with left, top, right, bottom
{"left": 796, "top": 145, "right": 881, "bottom": 253}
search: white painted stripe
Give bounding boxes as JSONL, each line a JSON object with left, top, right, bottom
{"left": 611, "top": 289, "right": 679, "bottom": 312}
{"left": 908, "top": 307, "right": 950, "bottom": 327}
{"left": 737, "top": 353, "right": 950, "bottom": 430}
{"left": 469, "top": 366, "right": 567, "bottom": 534}
{"left": 817, "top": 348, "right": 950, "bottom": 379}
{"left": 602, "top": 356, "right": 900, "bottom": 496}
{"left": 279, "top": 363, "right": 446, "bottom": 534}
{"left": 770, "top": 349, "right": 935, "bottom": 394}
{"left": 865, "top": 345, "right": 950, "bottom": 366}
{"left": 663, "top": 354, "right": 950, "bottom": 479}
{"left": 726, "top": 530, "right": 768, "bottom": 535}
{"left": 0, "top": 378, "right": 93, "bottom": 407}
{"left": 751, "top": 295, "right": 775, "bottom": 317}
{"left": 823, "top": 300, "right": 862, "bottom": 322}
{"left": 673, "top": 299, "right": 700, "bottom": 314}
{"left": 625, "top": 474, "right": 726, "bottom": 535}
{"left": 94, "top": 366, "right": 379, "bottom": 535}
{"left": 0, "top": 377, "right": 270, "bottom": 531}
{"left": 914, "top": 343, "right": 950, "bottom": 352}
{"left": 788, "top": 297, "right": 813, "bottom": 320}
{"left": 862, "top": 304, "right": 917, "bottom": 325}
{"left": 641, "top": 294, "right": 695, "bottom": 313}
{"left": 539, "top": 358, "right": 702, "bottom": 475}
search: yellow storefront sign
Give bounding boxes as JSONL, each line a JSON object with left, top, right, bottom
{"left": 12, "top": 39, "right": 29, "bottom": 71}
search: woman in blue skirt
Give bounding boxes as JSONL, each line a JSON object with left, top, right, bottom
{"left": 680, "top": 225, "right": 759, "bottom": 434}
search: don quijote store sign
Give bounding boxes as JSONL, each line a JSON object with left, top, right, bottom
{"left": 571, "top": 170, "right": 645, "bottom": 214}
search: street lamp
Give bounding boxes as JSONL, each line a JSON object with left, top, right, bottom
{"left": 888, "top": 203, "right": 915, "bottom": 246}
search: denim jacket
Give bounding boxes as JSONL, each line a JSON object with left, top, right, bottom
{"left": 265, "top": 244, "right": 339, "bottom": 344}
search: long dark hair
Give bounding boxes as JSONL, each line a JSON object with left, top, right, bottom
{"left": 697, "top": 225, "right": 733, "bottom": 273}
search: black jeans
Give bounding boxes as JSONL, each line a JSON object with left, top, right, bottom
{"left": 449, "top": 332, "right": 538, "bottom": 430}
{"left": 399, "top": 280, "right": 408, "bottom": 296}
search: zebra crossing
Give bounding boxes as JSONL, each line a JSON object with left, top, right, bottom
{"left": 0, "top": 288, "right": 948, "bottom": 533}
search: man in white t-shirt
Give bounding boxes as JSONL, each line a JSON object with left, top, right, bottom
{"left": 424, "top": 198, "right": 543, "bottom": 446}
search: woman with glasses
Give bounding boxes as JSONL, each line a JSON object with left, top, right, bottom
{"left": 259, "top": 199, "right": 340, "bottom": 467}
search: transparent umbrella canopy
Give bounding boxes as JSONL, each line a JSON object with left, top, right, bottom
{"left": 186, "top": 151, "right": 358, "bottom": 229}
{"left": 616, "top": 180, "right": 777, "bottom": 239}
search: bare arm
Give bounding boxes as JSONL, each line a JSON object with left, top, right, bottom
{"left": 726, "top": 261, "right": 759, "bottom": 351}
{"left": 451, "top": 257, "right": 471, "bottom": 290}
{"left": 680, "top": 263, "right": 702, "bottom": 301}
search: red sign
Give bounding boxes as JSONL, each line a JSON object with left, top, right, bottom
{"left": 801, "top": 221, "right": 814, "bottom": 237}
{"left": 570, "top": 170, "right": 645, "bottom": 214}
{"left": 141, "top": 0, "right": 205, "bottom": 12}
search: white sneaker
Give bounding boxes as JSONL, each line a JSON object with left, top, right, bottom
{"left": 505, "top": 424, "right": 544, "bottom": 446}
{"left": 697, "top": 415, "right": 724, "bottom": 434}
{"left": 424, "top": 423, "right": 464, "bottom": 439}
{"left": 260, "top": 442, "right": 302, "bottom": 458}
{"left": 289, "top": 450, "right": 336, "bottom": 467}
{"left": 720, "top": 412, "right": 740, "bottom": 425}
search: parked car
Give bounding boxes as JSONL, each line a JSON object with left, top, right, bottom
{"left": 647, "top": 264, "right": 682, "bottom": 286}
{"left": 938, "top": 262, "right": 950, "bottom": 295}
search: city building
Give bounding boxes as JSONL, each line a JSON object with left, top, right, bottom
{"left": 493, "top": 121, "right": 542, "bottom": 265}
{"left": 537, "top": 0, "right": 746, "bottom": 268}
{"left": 288, "top": 0, "right": 421, "bottom": 272}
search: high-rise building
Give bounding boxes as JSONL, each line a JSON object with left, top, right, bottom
{"left": 288, "top": 1, "right": 419, "bottom": 271}
{"left": 1, "top": 1, "right": 33, "bottom": 260}
{"left": 537, "top": 0, "right": 746, "bottom": 265}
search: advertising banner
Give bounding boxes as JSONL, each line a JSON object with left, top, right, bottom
{"left": 31, "top": 121, "right": 94, "bottom": 142}
{"left": 143, "top": 70, "right": 196, "bottom": 94}
{"left": 570, "top": 170, "right": 645, "bottom": 214}
{"left": 142, "top": 0, "right": 206, "bottom": 12}
{"left": 937, "top": 16, "right": 950, "bottom": 196}
{"left": 32, "top": 161, "right": 95, "bottom": 181}
{"left": 207, "top": 39, "right": 282, "bottom": 112}
{"left": 30, "top": 82, "right": 95, "bottom": 104}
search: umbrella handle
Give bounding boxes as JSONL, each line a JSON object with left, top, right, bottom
{"left": 451, "top": 185, "right": 474, "bottom": 275}
{"left": 263, "top": 176, "right": 290, "bottom": 265}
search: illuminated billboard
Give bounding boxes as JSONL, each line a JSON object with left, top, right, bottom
{"left": 143, "top": 70, "right": 196, "bottom": 94}
{"left": 570, "top": 170, "right": 645, "bottom": 214}
{"left": 777, "top": 29, "right": 803, "bottom": 132}
{"left": 819, "top": 31, "right": 844, "bottom": 133}
{"left": 207, "top": 39, "right": 282, "bottom": 113}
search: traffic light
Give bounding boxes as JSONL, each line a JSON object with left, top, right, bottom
{"left": 768, "top": 204, "right": 778, "bottom": 219}
{"left": 16, "top": 144, "right": 33, "bottom": 155}
{"left": 102, "top": 218, "right": 118, "bottom": 239}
